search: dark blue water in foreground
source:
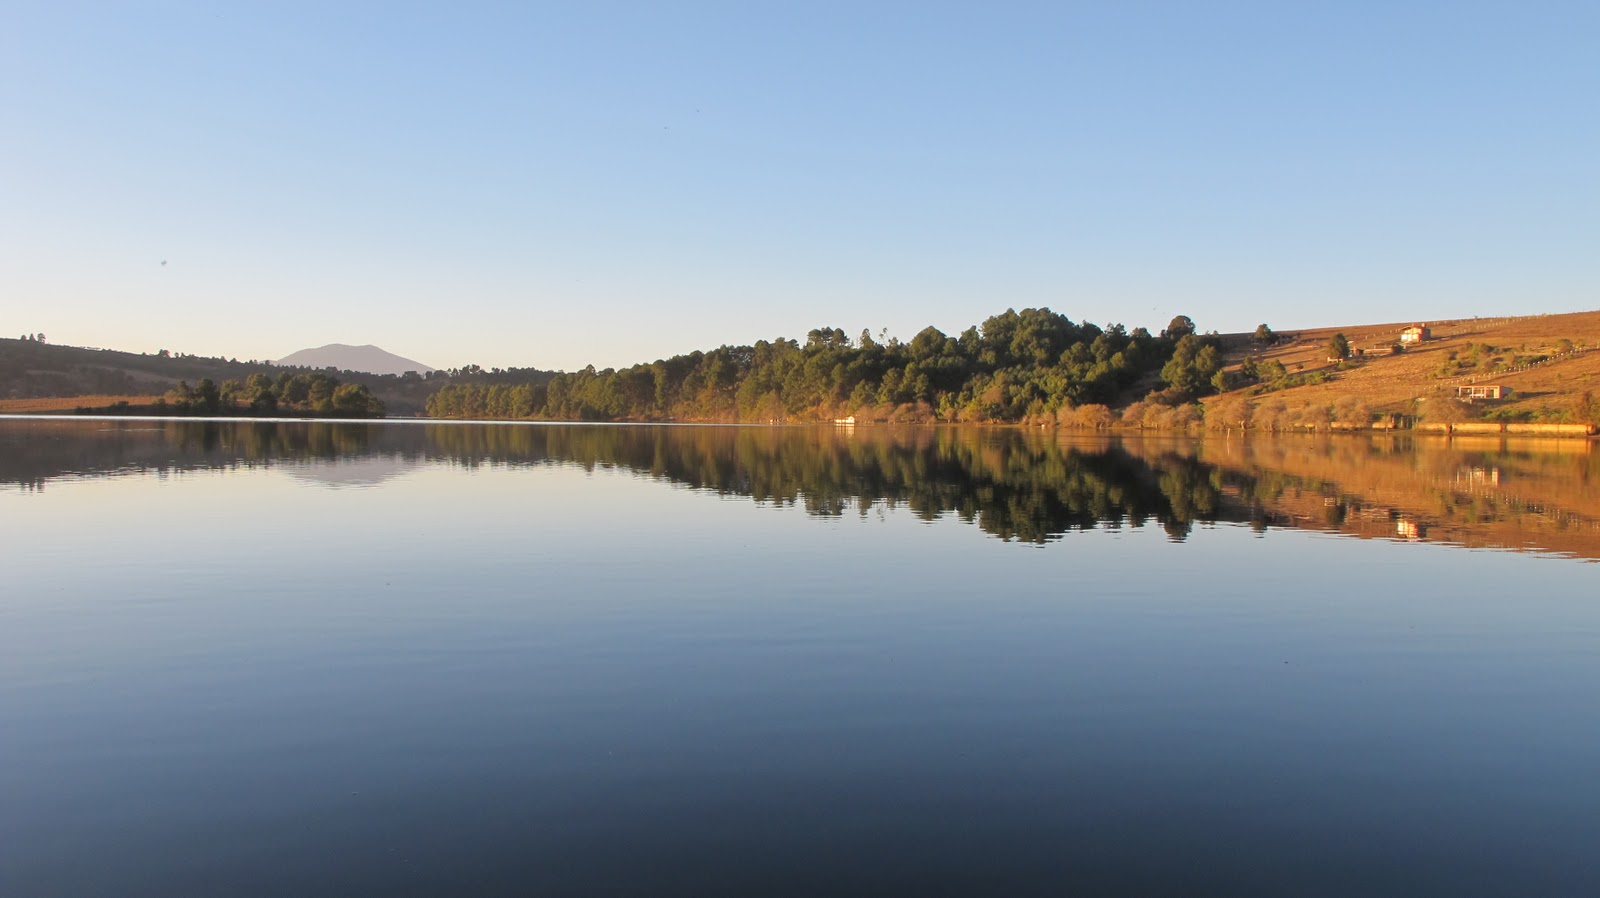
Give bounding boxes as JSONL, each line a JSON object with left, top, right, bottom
{"left": 2, "top": 420, "right": 1598, "bottom": 896}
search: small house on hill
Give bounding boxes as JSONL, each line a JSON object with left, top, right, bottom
{"left": 1457, "top": 384, "right": 1511, "bottom": 400}
{"left": 1400, "top": 324, "right": 1431, "bottom": 344}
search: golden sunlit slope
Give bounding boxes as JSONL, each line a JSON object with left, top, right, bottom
{"left": 1210, "top": 310, "right": 1600, "bottom": 415}
{"left": 0, "top": 395, "right": 161, "bottom": 413}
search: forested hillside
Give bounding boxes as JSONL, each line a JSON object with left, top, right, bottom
{"left": 427, "top": 309, "right": 1224, "bottom": 423}
{"left": 0, "top": 337, "right": 558, "bottom": 416}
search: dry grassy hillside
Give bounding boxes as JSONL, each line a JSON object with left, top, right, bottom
{"left": 0, "top": 395, "right": 162, "bottom": 413}
{"left": 1209, "top": 310, "right": 1600, "bottom": 417}
{"left": 0, "top": 338, "right": 442, "bottom": 415}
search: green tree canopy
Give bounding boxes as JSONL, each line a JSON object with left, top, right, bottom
{"left": 1164, "top": 315, "right": 1196, "bottom": 340}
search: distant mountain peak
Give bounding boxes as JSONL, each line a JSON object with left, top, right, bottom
{"left": 273, "top": 344, "right": 434, "bottom": 376}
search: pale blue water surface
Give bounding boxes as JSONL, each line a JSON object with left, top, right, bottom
{"left": 2, "top": 419, "right": 1598, "bottom": 896}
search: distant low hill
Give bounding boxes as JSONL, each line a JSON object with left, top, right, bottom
{"left": 0, "top": 338, "right": 556, "bottom": 417}
{"left": 274, "top": 344, "right": 434, "bottom": 376}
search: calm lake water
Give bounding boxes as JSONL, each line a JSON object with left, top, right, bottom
{"left": 3, "top": 418, "right": 1599, "bottom": 896}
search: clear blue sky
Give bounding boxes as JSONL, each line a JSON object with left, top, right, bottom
{"left": 5, "top": 1, "right": 1596, "bottom": 371}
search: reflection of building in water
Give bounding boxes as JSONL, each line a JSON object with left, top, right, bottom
{"left": 1395, "top": 517, "right": 1426, "bottom": 540}
{"left": 1456, "top": 466, "right": 1502, "bottom": 486}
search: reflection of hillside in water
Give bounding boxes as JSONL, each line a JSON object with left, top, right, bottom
{"left": 1171, "top": 435, "right": 1600, "bottom": 560}
{"left": 0, "top": 419, "right": 395, "bottom": 488}
{"left": 3, "top": 419, "right": 1597, "bottom": 558}
{"left": 283, "top": 457, "right": 416, "bottom": 489}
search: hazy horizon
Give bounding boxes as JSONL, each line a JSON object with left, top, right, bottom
{"left": 6, "top": 3, "right": 1596, "bottom": 371}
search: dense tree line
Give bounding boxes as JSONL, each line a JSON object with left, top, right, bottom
{"left": 164, "top": 372, "right": 385, "bottom": 417}
{"left": 428, "top": 309, "right": 1225, "bottom": 423}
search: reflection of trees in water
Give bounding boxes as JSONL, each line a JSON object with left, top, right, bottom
{"left": 413, "top": 428, "right": 1600, "bottom": 551}
{"left": 0, "top": 420, "right": 400, "bottom": 485}
{"left": 15, "top": 421, "right": 1593, "bottom": 551}
{"left": 2, "top": 421, "right": 1229, "bottom": 543}
{"left": 421, "top": 424, "right": 1228, "bottom": 542}
{"left": 170, "top": 420, "right": 379, "bottom": 459}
